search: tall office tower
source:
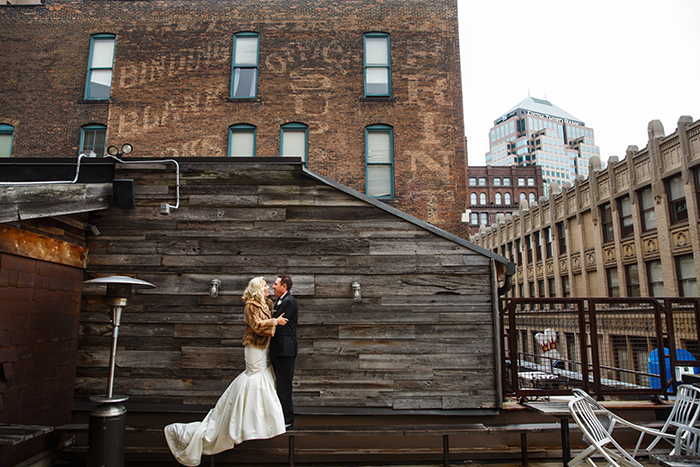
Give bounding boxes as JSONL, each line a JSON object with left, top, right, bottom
{"left": 484, "top": 97, "right": 600, "bottom": 188}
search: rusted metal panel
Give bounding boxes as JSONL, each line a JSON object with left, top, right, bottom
{"left": 0, "top": 224, "right": 88, "bottom": 269}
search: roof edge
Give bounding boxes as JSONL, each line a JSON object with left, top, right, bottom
{"left": 301, "top": 166, "right": 508, "bottom": 265}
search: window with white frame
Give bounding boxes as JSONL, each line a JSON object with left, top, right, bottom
{"left": 639, "top": 186, "right": 656, "bottom": 231}
{"left": 80, "top": 125, "right": 107, "bottom": 156}
{"left": 504, "top": 192, "right": 512, "bottom": 204}
{"left": 85, "top": 34, "right": 115, "bottom": 99}
{"left": 618, "top": 195, "right": 633, "bottom": 237}
{"left": 677, "top": 254, "right": 698, "bottom": 297}
{"left": 229, "top": 124, "right": 256, "bottom": 157}
{"left": 364, "top": 33, "right": 391, "bottom": 97}
{"left": 667, "top": 174, "right": 688, "bottom": 224}
{"left": 0, "top": 124, "right": 14, "bottom": 158}
{"left": 647, "top": 259, "right": 664, "bottom": 297}
{"left": 625, "top": 263, "right": 641, "bottom": 297}
{"left": 365, "top": 124, "right": 393, "bottom": 198}
{"left": 601, "top": 202, "right": 614, "bottom": 243}
{"left": 480, "top": 213, "right": 488, "bottom": 225}
{"left": 470, "top": 212, "right": 478, "bottom": 225}
{"left": 495, "top": 193, "right": 502, "bottom": 205}
{"left": 281, "top": 123, "right": 308, "bottom": 162}
{"left": 470, "top": 193, "right": 477, "bottom": 205}
{"left": 479, "top": 193, "right": 486, "bottom": 204}
{"left": 607, "top": 267, "right": 620, "bottom": 297}
{"left": 231, "top": 33, "right": 259, "bottom": 98}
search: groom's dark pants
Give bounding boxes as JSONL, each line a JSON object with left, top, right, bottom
{"left": 272, "top": 356, "right": 295, "bottom": 426}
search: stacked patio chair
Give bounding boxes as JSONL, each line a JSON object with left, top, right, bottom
{"left": 568, "top": 393, "right": 674, "bottom": 467}
{"left": 636, "top": 384, "right": 700, "bottom": 456}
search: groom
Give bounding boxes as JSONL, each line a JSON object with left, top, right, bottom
{"left": 270, "top": 275, "right": 298, "bottom": 428}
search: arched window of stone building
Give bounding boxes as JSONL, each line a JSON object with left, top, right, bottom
{"left": 480, "top": 193, "right": 487, "bottom": 204}
{"left": 495, "top": 193, "right": 502, "bottom": 205}
{"left": 505, "top": 192, "right": 512, "bottom": 204}
{"left": 528, "top": 192, "right": 536, "bottom": 203}
{"left": 470, "top": 193, "right": 477, "bottom": 205}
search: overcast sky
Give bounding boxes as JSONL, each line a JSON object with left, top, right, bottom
{"left": 458, "top": 0, "right": 700, "bottom": 166}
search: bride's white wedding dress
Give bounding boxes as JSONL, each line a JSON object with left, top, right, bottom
{"left": 164, "top": 345, "right": 285, "bottom": 466}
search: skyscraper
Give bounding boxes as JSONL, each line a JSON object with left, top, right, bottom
{"left": 485, "top": 97, "right": 600, "bottom": 187}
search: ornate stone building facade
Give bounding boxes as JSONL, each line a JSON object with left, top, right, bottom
{"left": 473, "top": 116, "right": 700, "bottom": 299}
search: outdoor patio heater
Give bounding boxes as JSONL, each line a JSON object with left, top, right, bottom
{"left": 83, "top": 276, "right": 155, "bottom": 467}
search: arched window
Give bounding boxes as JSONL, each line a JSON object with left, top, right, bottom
{"left": 80, "top": 124, "right": 107, "bottom": 156}
{"left": 529, "top": 192, "right": 536, "bottom": 203}
{"left": 495, "top": 193, "right": 502, "bottom": 205}
{"left": 0, "top": 124, "right": 15, "bottom": 158}
{"left": 504, "top": 192, "right": 512, "bottom": 204}
{"left": 520, "top": 192, "right": 527, "bottom": 201}
{"left": 365, "top": 124, "right": 393, "bottom": 198}
{"left": 229, "top": 124, "right": 256, "bottom": 157}
{"left": 281, "top": 122, "right": 308, "bottom": 162}
{"left": 479, "top": 193, "right": 487, "bottom": 204}
{"left": 470, "top": 193, "right": 477, "bottom": 205}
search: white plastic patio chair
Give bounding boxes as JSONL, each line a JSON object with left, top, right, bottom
{"left": 568, "top": 395, "right": 675, "bottom": 467}
{"left": 675, "top": 424, "right": 700, "bottom": 456}
{"left": 637, "top": 384, "right": 700, "bottom": 456}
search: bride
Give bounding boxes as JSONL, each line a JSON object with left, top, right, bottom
{"left": 164, "top": 277, "right": 289, "bottom": 466}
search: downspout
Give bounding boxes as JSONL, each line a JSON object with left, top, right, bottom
{"left": 497, "top": 261, "right": 516, "bottom": 296}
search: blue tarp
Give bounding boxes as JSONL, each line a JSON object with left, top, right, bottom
{"left": 648, "top": 347, "right": 699, "bottom": 390}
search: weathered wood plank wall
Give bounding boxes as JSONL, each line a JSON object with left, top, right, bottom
{"left": 79, "top": 161, "right": 499, "bottom": 410}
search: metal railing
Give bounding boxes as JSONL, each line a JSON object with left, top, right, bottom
{"left": 500, "top": 297, "right": 700, "bottom": 400}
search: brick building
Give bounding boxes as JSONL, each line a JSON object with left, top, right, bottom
{"left": 464, "top": 165, "right": 544, "bottom": 237}
{"left": 0, "top": 0, "right": 468, "bottom": 236}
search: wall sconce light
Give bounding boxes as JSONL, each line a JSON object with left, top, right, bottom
{"left": 85, "top": 223, "right": 101, "bottom": 237}
{"left": 352, "top": 281, "right": 361, "bottom": 302}
{"left": 210, "top": 279, "right": 221, "bottom": 298}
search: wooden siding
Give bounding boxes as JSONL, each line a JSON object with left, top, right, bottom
{"left": 79, "top": 161, "right": 498, "bottom": 411}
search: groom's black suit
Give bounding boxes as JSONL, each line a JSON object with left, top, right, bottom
{"left": 270, "top": 292, "right": 297, "bottom": 427}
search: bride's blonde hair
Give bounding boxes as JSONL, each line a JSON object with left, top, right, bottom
{"left": 242, "top": 276, "right": 270, "bottom": 312}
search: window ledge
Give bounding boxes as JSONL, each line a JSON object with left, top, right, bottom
{"left": 225, "top": 97, "right": 262, "bottom": 103}
{"left": 360, "top": 97, "right": 396, "bottom": 103}
{"left": 78, "top": 99, "right": 112, "bottom": 105}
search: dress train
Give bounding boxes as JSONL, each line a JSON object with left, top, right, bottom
{"left": 164, "top": 345, "right": 285, "bottom": 466}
